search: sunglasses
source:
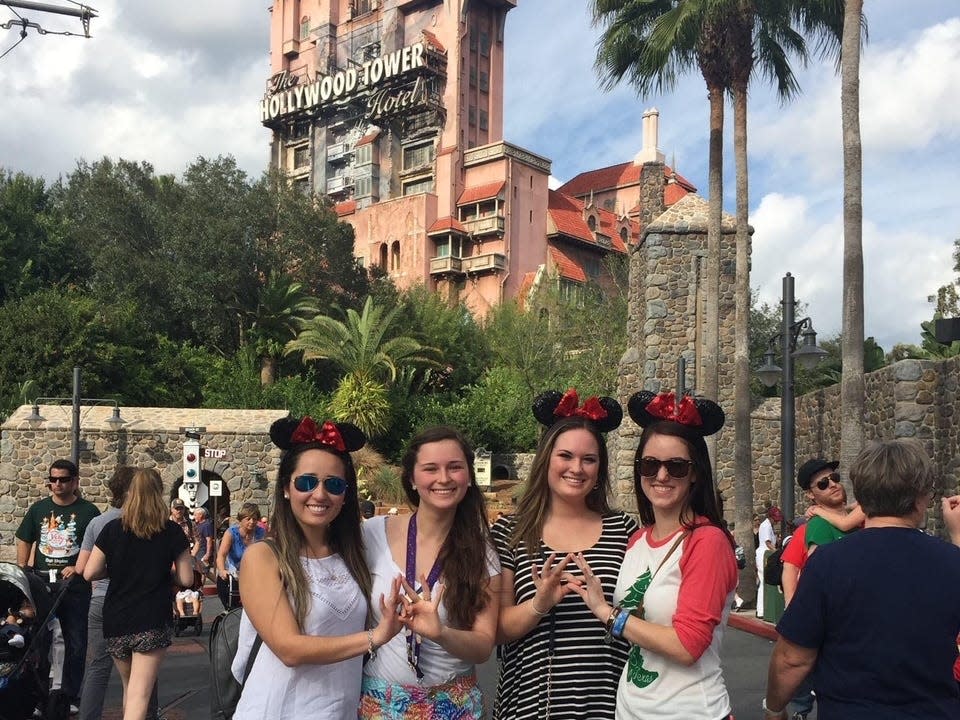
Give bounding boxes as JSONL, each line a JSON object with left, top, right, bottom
{"left": 48, "top": 476, "right": 74, "bottom": 484}
{"left": 292, "top": 473, "right": 347, "bottom": 495}
{"left": 637, "top": 457, "right": 693, "bottom": 479}
{"left": 814, "top": 472, "right": 842, "bottom": 491}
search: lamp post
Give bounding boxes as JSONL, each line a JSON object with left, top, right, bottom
{"left": 25, "top": 366, "right": 125, "bottom": 467}
{"left": 755, "top": 273, "right": 828, "bottom": 534}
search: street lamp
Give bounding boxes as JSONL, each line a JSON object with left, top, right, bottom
{"left": 755, "top": 273, "right": 828, "bottom": 533}
{"left": 26, "top": 366, "right": 126, "bottom": 467}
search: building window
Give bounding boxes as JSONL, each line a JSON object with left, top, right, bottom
{"left": 391, "top": 241, "right": 400, "bottom": 270}
{"left": 470, "top": 66, "right": 477, "bottom": 87}
{"left": 584, "top": 256, "right": 601, "bottom": 278}
{"left": 620, "top": 227, "right": 628, "bottom": 244}
{"left": 293, "top": 177, "right": 310, "bottom": 195}
{"left": 403, "top": 177, "right": 434, "bottom": 196}
{"left": 291, "top": 120, "right": 310, "bottom": 140}
{"left": 587, "top": 215, "right": 597, "bottom": 232}
{"left": 353, "top": 0, "right": 373, "bottom": 16}
{"left": 468, "top": 106, "right": 477, "bottom": 127}
{"left": 479, "top": 70, "right": 489, "bottom": 92}
{"left": 293, "top": 145, "right": 310, "bottom": 168}
{"left": 479, "top": 109, "right": 488, "bottom": 131}
{"left": 356, "top": 143, "right": 373, "bottom": 165}
{"left": 379, "top": 244, "right": 388, "bottom": 268}
{"left": 357, "top": 256, "right": 366, "bottom": 268}
{"left": 403, "top": 142, "right": 434, "bottom": 170}
{"left": 435, "top": 236, "right": 463, "bottom": 259}
{"left": 479, "top": 31, "right": 490, "bottom": 56}
{"left": 300, "top": 16, "right": 310, "bottom": 40}
{"left": 559, "top": 279, "right": 584, "bottom": 305}
{"left": 469, "top": 26, "right": 479, "bottom": 52}
{"left": 356, "top": 175, "right": 372, "bottom": 198}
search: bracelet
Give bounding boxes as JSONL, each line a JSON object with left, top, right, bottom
{"left": 761, "top": 697, "right": 787, "bottom": 718}
{"left": 366, "top": 629, "right": 378, "bottom": 660}
{"left": 603, "top": 606, "right": 622, "bottom": 645}
{"left": 611, "top": 608, "right": 629, "bottom": 639}
{"left": 530, "top": 598, "right": 550, "bottom": 617}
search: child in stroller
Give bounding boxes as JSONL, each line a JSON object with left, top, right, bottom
{"left": 0, "top": 562, "right": 70, "bottom": 720}
{"left": 173, "top": 567, "right": 204, "bottom": 637}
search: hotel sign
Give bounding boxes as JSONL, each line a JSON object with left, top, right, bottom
{"left": 261, "top": 41, "right": 433, "bottom": 123}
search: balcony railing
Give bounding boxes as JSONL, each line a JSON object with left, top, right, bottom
{"left": 327, "top": 142, "right": 352, "bottom": 162}
{"left": 326, "top": 175, "right": 354, "bottom": 193}
{"left": 464, "top": 215, "right": 505, "bottom": 236}
{"left": 429, "top": 256, "right": 464, "bottom": 275}
{"left": 463, "top": 252, "right": 506, "bottom": 274}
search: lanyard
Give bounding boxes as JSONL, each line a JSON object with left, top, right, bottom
{"left": 404, "top": 512, "right": 443, "bottom": 681}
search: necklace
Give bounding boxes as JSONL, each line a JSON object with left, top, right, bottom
{"left": 404, "top": 512, "right": 443, "bottom": 681}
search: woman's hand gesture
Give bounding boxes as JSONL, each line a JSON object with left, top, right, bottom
{"left": 569, "top": 552, "right": 610, "bottom": 617}
{"left": 372, "top": 575, "right": 405, "bottom": 649}
{"left": 530, "top": 552, "right": 579, "bottom": 615}
{"left": 398, "top": 575, "right": 445, "bottom": 642}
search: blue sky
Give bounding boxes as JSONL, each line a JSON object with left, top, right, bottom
{"left": 1, "top": 0, "right": 957, "bottom": 350}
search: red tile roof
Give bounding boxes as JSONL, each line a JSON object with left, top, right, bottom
{"left": 664, "top": 182, "right": 689, "bottom": 206}
{"left": 427, "top": 216, "right": 467, "bottom": 234}
{"left": 356, "top": 130, "right": 380, "bottom": 147}
{"left": 558, "top": 162, "right": 697, "bottom": 198}
{"left": 548, "top": 246, "right": 587, "bottom": 283}
{"left": 546, "top": 190, "right": 631, "bottom": 253}
{"left": 334, "top": 200, "right": 356, "bottom": 216}
{"left": 457, "top": 180, "right": 505, "bottom": 205}
{"left": 421, "top": 30, "right": 446, "bottom": 53}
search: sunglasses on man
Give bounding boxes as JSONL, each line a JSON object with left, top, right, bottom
{"left": 48, "top": 476, "right": 75, "bottom": 485}
{"left": 813, "top": 472, "right": 842, "bottom": 491}
{"left": 292, "top": 473, "right": 347, "bottom": 495}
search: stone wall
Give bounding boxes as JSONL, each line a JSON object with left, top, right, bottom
{"left": 1, "top": 406, "right": 288, "bottom": 558}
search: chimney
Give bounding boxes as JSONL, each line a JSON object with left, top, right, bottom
{"left": 634, "top": 108, "right": 666, "bottom": 165}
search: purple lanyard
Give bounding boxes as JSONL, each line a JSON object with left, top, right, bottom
{"left": 405, "top": 512, "right": 443, "bottom": 681}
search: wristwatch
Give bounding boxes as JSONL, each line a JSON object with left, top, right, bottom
{"left": 762, "top": 697, "right": 787, "bottom": 718}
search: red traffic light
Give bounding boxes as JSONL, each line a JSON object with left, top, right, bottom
{"left": 186, "top": 453, "right": 197, "bottom": 463}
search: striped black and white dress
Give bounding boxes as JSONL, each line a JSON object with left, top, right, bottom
{"left": 491, "top": 512, "right": 639, "bottom": 720}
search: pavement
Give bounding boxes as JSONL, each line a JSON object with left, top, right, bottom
{"left": 92, "top": 593, "right": 790, "bottom": 719}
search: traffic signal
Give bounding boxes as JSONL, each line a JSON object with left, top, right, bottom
{"left": 183, "top": 437, "right": 202, "bottom": 485}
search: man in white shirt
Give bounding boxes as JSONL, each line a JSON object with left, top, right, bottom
{"left": 756, "top": 505, "right": 781, "bottom": 618}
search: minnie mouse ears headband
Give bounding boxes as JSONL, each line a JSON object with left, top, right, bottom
{"left": 532, "top": 388, "right": 623, "bottom": 434}
{"left": 627, "top": 390, "right": 725, "bottom": 437}
{"left": 269, "top": 416, "right": 366, "bottom": 453}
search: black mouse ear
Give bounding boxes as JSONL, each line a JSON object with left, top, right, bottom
{"left": 531, "top": 390, "right": 565, "bottom": 427}
{"left": 335, "top": 423, "right": 366, "bottom": 453}
{"left": 269, "top": 416, "right": 301, "bottom": 450}
{"left": 627, "top": 391, "right": 658, "bottom": 428}
{"left": 593, "top": 397, "right": 623, "bottom": 433}
{"left": 692, "top": 397, "right": 725, "bottom": 437}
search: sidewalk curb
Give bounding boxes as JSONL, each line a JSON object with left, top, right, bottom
{"left": 728, "top": 612, "right": 779, "bottom": 641}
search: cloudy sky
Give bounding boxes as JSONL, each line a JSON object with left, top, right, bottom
{"left": 1, "top": 1, "right": 957, "bottom": 351}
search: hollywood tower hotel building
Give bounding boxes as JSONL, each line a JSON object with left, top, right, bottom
{"left": 262, "top": 0, "right": 695, "bottom": 314}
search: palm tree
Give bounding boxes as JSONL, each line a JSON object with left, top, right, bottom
{"left": 593, "top": 0, "right": 728, "bottom": 416}
{"left": 839, "top": 0, "right": 865, "bottom": 474}
{"left": 245, "top": 271, "right": 319, "bottom": 386}
{"left": 285, "top": 296, "right": 438, "bottom": 436}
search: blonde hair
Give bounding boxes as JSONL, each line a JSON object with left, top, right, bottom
{"left": 122, "top": 468, "right": 168, "bottom": 539}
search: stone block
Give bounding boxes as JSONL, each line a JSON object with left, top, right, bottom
{"left": 894, "top": 361, "right": 922, "bottom": 381}
{"left": 647, "top": 301, "right": 667, "bottom": 319}
{"left": 894, "top": 421, "right": 917, "bottom": 437}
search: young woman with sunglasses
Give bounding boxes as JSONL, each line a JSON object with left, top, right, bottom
{"left": 359, "top": 426, "right": 501, "bottom": 719}
{"left": 492, "top": 389, "right": 637, "bottom": 720}
{"left": 572, "top": 391, "right": 738, "bottom": 720}
{"left": 232, "top": 417, "right": 403, "bottom": 720}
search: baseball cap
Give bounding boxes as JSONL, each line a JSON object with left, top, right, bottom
{"left": 171, "top": 498, "right": 187, "bottom": 509}
{"left": 797, "top": 458, "right": 840, "bottom": 490}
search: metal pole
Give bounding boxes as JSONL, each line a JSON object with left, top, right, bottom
{"left": 781, "top": 274, "right": 795, "bottom": 536}
{"left": 71, "top": 366, "right": 81, "bottom": 468}
{"left": 1, "top": 1, "right": 96, "bottom": 19}
{"left": 677, "top": 356, "right": 687, "bottom": 396}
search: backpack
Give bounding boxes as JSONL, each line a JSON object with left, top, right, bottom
{"left": 209, "top": 606, "right": 262, "bottom": 720}
{"left": 763, "top": 547, "right": 785, "bottom": 587}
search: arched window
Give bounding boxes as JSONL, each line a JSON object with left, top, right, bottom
{"left": 587, "top": 215, "right": 597, "bottom": 232}
{"left": 379, "top": 243, "right": 388, "bottom": 268}
{"left": 620, "top": 226, "right": 628, "bottom": 244}
{"left": 391, "top": 241, "right": 400, "bottom": 270}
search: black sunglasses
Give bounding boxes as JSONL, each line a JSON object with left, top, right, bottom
{"left": 49, "top": 476, "right": 75, "bottom": 484}
{"left": 637, "top": 457, "right": 693, "bottom": 479}
{"left": 293, "top": 474, "right": 347, "bottom": 495}
{"left": 814, "top": 472, "right": 842, "bottom": 491}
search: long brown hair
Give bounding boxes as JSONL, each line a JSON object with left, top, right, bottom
{"left": 270, "top": 443, "right": 371, "bottom": 630}
{"left": 401, "top": 426, "right": 492, "bottom": 629}
{"left": 510, "top": 417, "right": 612, "bottom": 553}
{"left": 122, "top": 468, "right": 167, "bottom": 539}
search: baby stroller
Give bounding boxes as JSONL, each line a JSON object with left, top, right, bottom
{"left": 173, "top": 567, "right": 205, "bottom": 637}
{"left": 0, "top": 563, "right": 70, "bottom": 720}
{"left": 216, "top": 571, "right": 242, "bottom": 612}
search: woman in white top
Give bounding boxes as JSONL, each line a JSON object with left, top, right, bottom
{"left": 232, "top": 416, "right": 403, "bottom": 720}
{"left": 359, "top": 426, "right": 501, "bottom": 719}
{"left": 572, "top": 391, "right": 738, "bottom": 720}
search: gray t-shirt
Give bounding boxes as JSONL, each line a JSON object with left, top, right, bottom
{"left": 81, "top": 507, "right": 121, "bottom": 597}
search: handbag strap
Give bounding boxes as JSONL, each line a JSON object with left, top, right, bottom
{"left": 650, "top": 530, "right": 688, "bottom": 581}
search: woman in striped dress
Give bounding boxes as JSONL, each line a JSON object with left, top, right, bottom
{"left": 492, "top": 389, "right": 638, "bottom": 720}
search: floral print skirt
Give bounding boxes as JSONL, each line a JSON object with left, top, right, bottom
{"left": 359, "top": 672, "right": 483, "bottom": 720}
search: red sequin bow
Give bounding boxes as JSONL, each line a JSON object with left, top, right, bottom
{"left": 291, "top": 417, "right": 346, "bottom": 451}
{"left": 645, "top": 392, "right": 702, "bottom": 427}
{"left": 554, "top": 388, "right": 608, "bottom": 421}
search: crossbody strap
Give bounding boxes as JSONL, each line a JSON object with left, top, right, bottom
{"left": 650, "top": 530, "right": 688, "bottom": 582}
